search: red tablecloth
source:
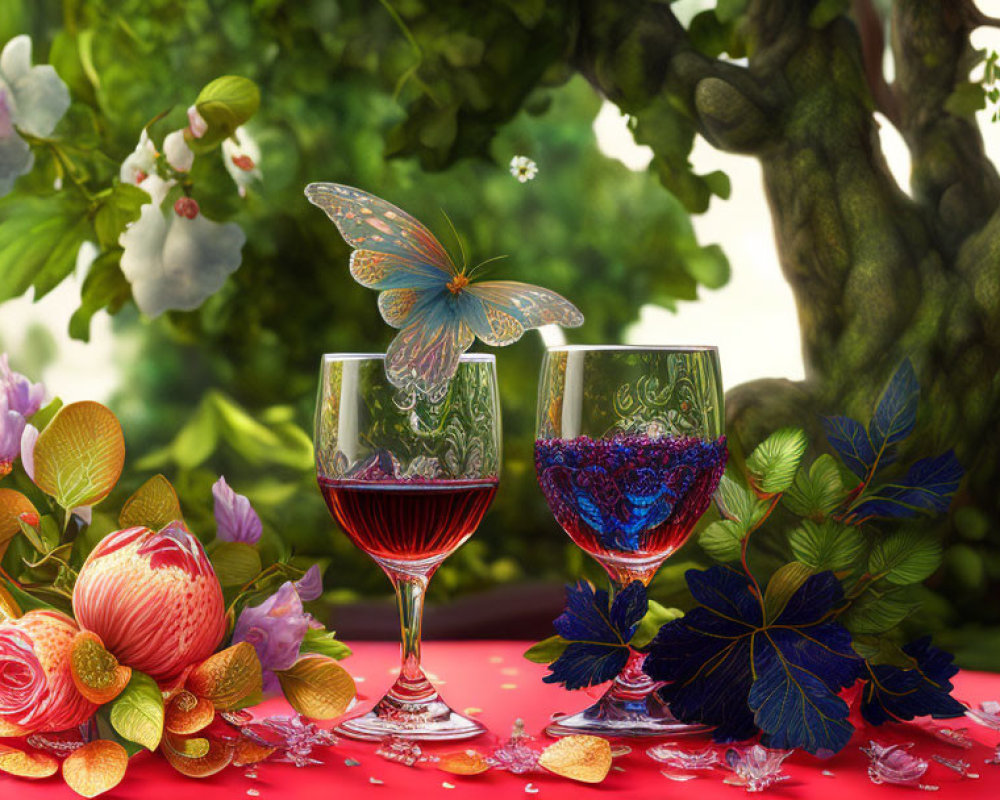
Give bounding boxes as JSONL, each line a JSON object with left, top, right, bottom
{"left": 4, "top": 641, "right": 1000, "bottom": 798}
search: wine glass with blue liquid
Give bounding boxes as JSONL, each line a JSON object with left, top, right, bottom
{"left": 535, "top": 345, "right": 727, "bottom": 738}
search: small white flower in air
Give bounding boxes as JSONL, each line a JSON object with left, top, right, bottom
{"left": 509, "top": 155, "right": 538, "bottom": 183}
{"left": 120, "top": 128, "right": 157, "bottom": 185}
{"left": 163, "top": 128, "right": 194, "bottom": 172}
{"left": 0, "top": 35, "right": 70, "bottom": 196}
{"left": 221, "top": 126, "right": 261, "bottom": 197}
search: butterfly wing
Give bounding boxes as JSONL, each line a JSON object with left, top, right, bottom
{"left": 305, "top": 183, "right": 457, "bottom": 289}
{"left": 385, "top": 306, "right": 475, "bottom": 396}
{"left": 462, "top": 281, "right": 584, "bottom": 346}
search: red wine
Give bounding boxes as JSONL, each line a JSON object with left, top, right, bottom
{"left": 318, "top": 479, "right": 498, "bottom": 562}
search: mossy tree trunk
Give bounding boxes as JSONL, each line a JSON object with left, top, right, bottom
{"left": 575, "top": 0, "right": 1000, "bottom": 533}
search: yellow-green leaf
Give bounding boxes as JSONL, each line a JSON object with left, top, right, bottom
{"left": 209, "top": 542, "right": 262, "bottom": 587}
{"left": 108, "top": 671, "right": 164, "bottom": 751}
{"left": 119, "top": 474, "right": 182, "bottom": 530}
{"left": 275, "top": 656, "right": 356, "bottom": 719}
{"left": 187, "top": 642, "right": 262, "bottom": 711}
{"left": 32, "top": 401, "right": 125, "bottom": 510}
{"left": 763, "top": 562, "right": 814, "bottom": 622}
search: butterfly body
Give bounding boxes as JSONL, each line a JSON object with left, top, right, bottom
{"left": 306, "top": 183, "right": 583, "bottom": 396}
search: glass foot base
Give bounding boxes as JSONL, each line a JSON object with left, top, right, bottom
{"left": 336, "top": 690, "right": 486, "bottom": 742}
{"left": 545, "top": 690, "right": 712, "bottom": 739}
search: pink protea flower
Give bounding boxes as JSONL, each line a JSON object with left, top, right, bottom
{"left": 0, "top": 611, "right": 96, "bottom": 735}
{"left": 72, "top": 524, "right": 226, "bottom": 684}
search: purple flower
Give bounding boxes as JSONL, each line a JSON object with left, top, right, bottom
{"left": 0, "top": 355, "right": 44, "bottom": 417}
{"left": 0, "top": 395, "right": 25, "bottom": 477}
{"left": 212, "top": 476, "right": 262, "bottom": 544}
{"left": 294, "top": 565, "right": 323, "bottom": 602}
{"left": 232, "top": 581, "right": 320, "bottom": 692}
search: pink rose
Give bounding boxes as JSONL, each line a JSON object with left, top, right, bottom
{"left": 0, "top": 611, "right": 96, "bottom": 734}
{"left": 73, "top": 524, "right": 226, "bottom": 684}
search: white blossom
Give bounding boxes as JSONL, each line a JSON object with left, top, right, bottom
{"left": 187, "top": 104, "right": 208, "bottom": 138}
{"left": 509, "top": 155, "right": 538, "bottom": 183}
{"left": 119, "top": 201, "right": 246, "bottom": 318}
{"left": 0, "top": 35, "right": 70, "bottom": 196}
{"left": 221, "top": 126, "right": 261, "bottom": 197}
{"left": 163, "top": 128, "right": 194, "bottom": 172}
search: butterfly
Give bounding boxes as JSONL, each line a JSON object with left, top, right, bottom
{"left": 305, "top": 183, "right": 584, "bottom": 396}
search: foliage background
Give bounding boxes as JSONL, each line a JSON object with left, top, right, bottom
{"left": 0, "top": 0, "right": 998, "bottom": 666}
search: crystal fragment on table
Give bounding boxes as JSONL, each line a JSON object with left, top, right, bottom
{"left": 25, "top": 730, "right": 88, "bottom": 757}
{"left": 966, "top": 701, "right": 1000, "bottom": 731}
{"left": 376, "top": 736, "right": 433, "bottom": 767}
{"left": 986, "top": 744, "right": 1000, "bottom": 766}
{"left": 860, "top": 741, "right": 938, "bottom": 791}
{"left": 487, "top": 718, "right": 541, "bottom": 774}
{"left": 723, "top": 745, "right": 792, "bottom": 792}
{"left": 240, "top": 714, "right": 338, "bottom": 767}
{"left": 932, "top": 754, "right": 979, "bottom": 779}
{"left": 932, "top": 727, "right": 974, "bottom": 749}
{"left": 647, "top": 743, "right": 720, "bottom": 770}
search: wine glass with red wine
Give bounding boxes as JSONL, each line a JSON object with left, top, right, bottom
{"left": 315, "top": 353, "right": 500, "bottom": 741}
{"left": 535, "top": 345, "right": 726, "bottom": 738}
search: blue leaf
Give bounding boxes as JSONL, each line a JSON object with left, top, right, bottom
{"left": 851, "top": 450, "right": 963, "bottom": 519}
{"left": 860, "top": 637, "right": 965, "bottom": 725}
{"left": 644, "top": 567, "right": 861, "bottom": 754}
{"left": 543, "top": 580, "right": 647, "bottom": 690}
{"left": 822, "top": 416, "right": 875, "bottom": 478}
{"left": 869, "top": 359, "right": 919, "bottom": 454}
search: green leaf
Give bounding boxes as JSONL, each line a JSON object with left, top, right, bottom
{"left": 210, "top": 542, "right": 262, "bottom": 587}
{"left": 783, "top": 454, "right": 847, "bottom": 518}
{"left": 69, "top": 251, "right": 132, "bottom": 342}
{"left": 788, "top": 519, "right": 863, "bottom": 572}
{"left": 0, "top": 196, "right": 90, "bottom": 304}
{"left": 299, "top": 628, "right": 352, "bottom": 660}
{"left": 746, "top": 427, "right": 808, "bottom": 494}
{"left": 714, "top": 471, "right": 767, "bottom": 530}
{"left": 94, "top": 184, "right": 148, "bottom": 250}
{"left": 851, "top": 635, "right": 918, "bottom": 669}
{"left": 763, "top": 562, "right": 813, "bottom": 622}
{"left": 699, "top": 519, "right": 745, "bottom": 562}
{"left": 523, "top": 635, "right": 569, "bottom": 664}
{"left": 841, "top": 590, "right": 918, "bottom": 635}
{"left": 29, "top": 398, "right": 63, "bottom": 432}
{"left": 683, "top": 243, "right": 730, "bottom": 288}
{"left": 108, "top": 671, "right": 164, "bottom": 751}
{"left": 95, "top": 707, "right": 144, "bottom": 758}
{"left": 702, "top": 170, "right": 731, "bottom": 200}
{"left": 945, "top": 82, "right": 986, "bottom": 117}
{"left": 869, "top": 532, "right": 942, "bottom": 585}
{"left": 630, "top": 599, "right": 682, "bottom": 649}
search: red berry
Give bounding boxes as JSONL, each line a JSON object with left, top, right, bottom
{"left": 173, "top": 196, "right": 199, "bottom": 219}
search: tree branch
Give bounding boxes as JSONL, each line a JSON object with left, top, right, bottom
{"left": 574, "top": 0, "right": 779, "bottom": 154}
{"left": 891, "top": 0, "right": 1000, "bottom": 255}
{"left": 852, "top": 0, "right": 902, "bottom": 127}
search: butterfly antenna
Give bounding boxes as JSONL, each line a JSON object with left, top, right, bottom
{"left": 440, "top": 209, "right": 468, "bottom": 272}
{"left": 466, "top": 254, "right": 508, "bottom": 280}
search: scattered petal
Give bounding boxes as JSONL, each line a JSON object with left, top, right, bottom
{"left": 0, "top": 745, "right": 59, "bottom": 778}
{"left": 62, "top": 740, "right": 128, "bottom": 797}
{"left": 538, "top": 735, "right": 612, "bottom": 783}
{"left": 438, "top": 750, "right": 490, "bottom": 775}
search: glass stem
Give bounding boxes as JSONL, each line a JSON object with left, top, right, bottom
{"left": 394, "top": 572, "right": 426, "bottom": 682}
{"left": 383, "top": 568, "right": 438, "bottom": 705}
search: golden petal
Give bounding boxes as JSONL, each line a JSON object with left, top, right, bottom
{"left": 61, "top": 740, "right": 128, "bottom": 797}
{"left": 0, "top": 488, "right": 36, "bottom": 562}
{"left": 70, "top": 631, "right": 132, "bottom": 704}
{"left": 165, "top": 690, "right": 216, "bottom": 735}
{"left": 32, "top": 402, "right": 125, "bottom": 510}
{"left": 233, "top": 738, "right": 276, "bottom": 767}
{"left": 161, "top": 732, "right": 234, "bottom": 778}
{"left": 186, "top": 642, "right": 262, "bottom": 711}
{"left": 0, "top": 744, "right": 59, "bottom": 778}
{"left": 274, "top": 656, "right": 356, "bottom": 720}
{"left": 119, "top": 474, "right": 183, "bottom": 530}
{"left": 437, "top": 750, "right": 490, "bottom": 775}
{"left": 0, "top": 717, "right": 27, "bottom": 737}
{"left": 538, "top": 735, "right": 612, "bottom": 783}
